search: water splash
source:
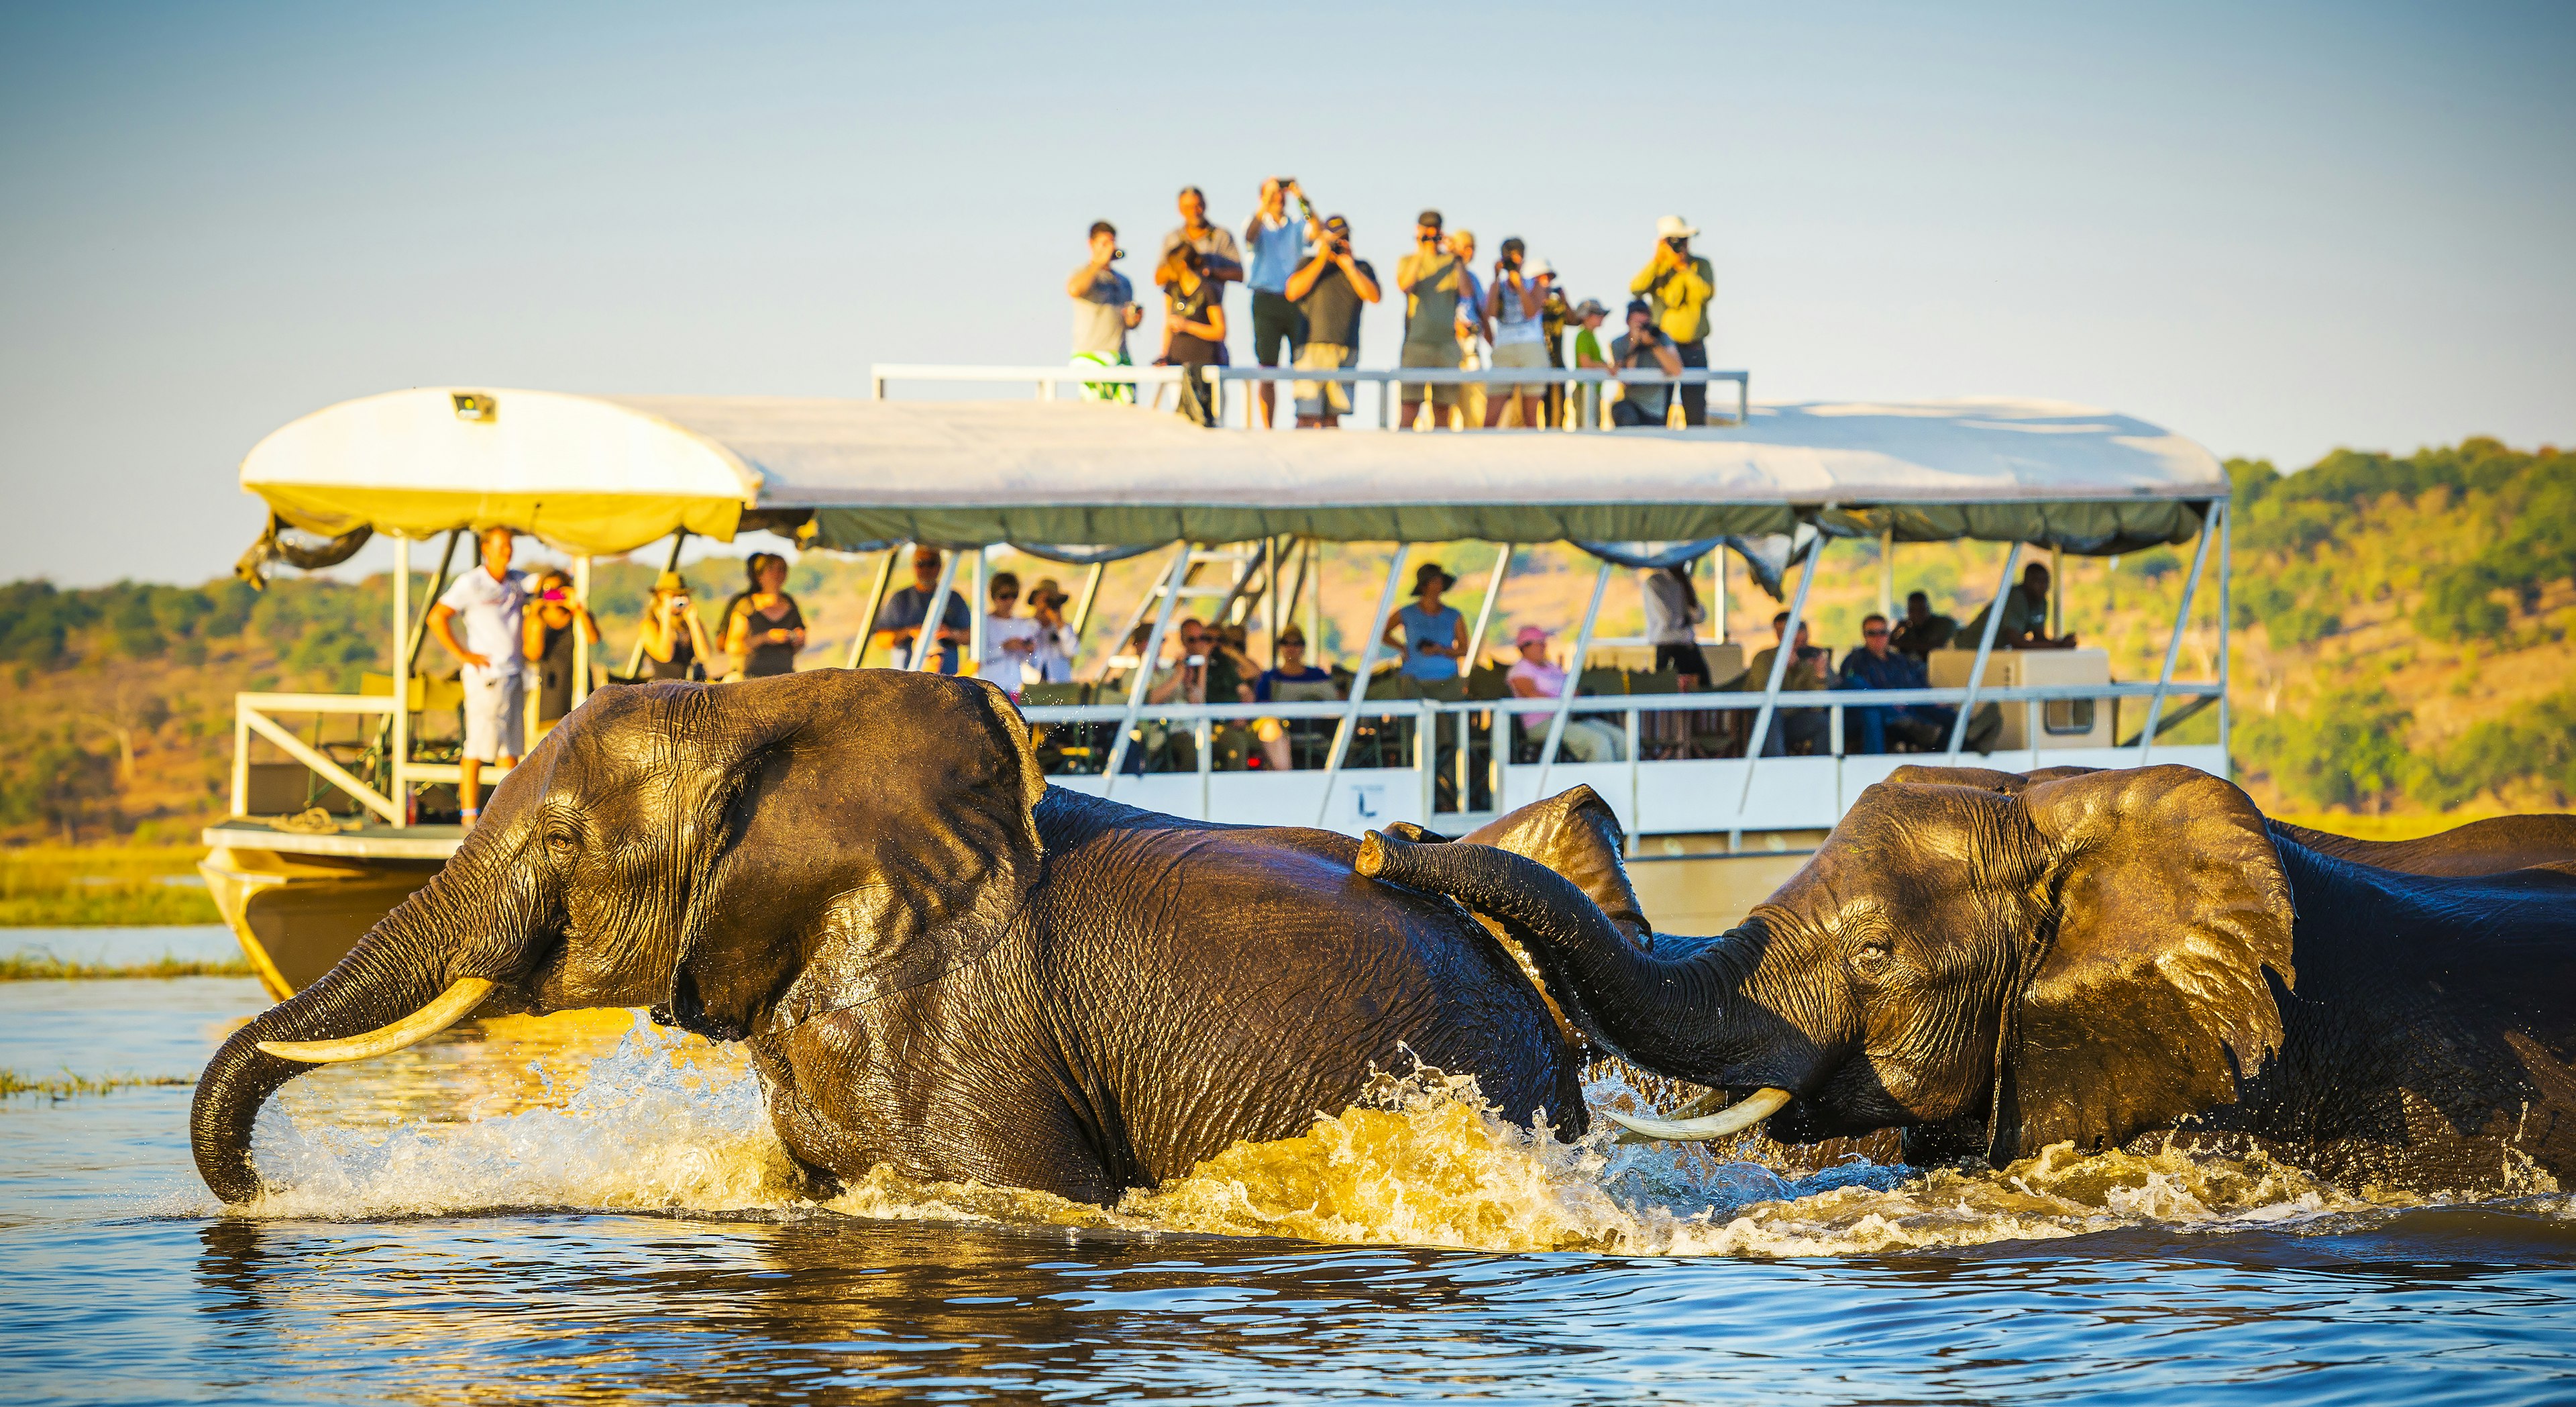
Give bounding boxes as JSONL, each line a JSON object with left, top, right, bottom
{"left": 235, "top": 1018, "right": 2562, "bottom": 1255}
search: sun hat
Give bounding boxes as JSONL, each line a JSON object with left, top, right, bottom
{"left": 1027, "top": 577, "right": 1069, "bottom": 607}
{"left": 1412, "top": 562, "right": 1457, "bottom": 596}
{"left": 1514, "top": 625, "right": 1550, "bottom": 647}
{"left": 1572, "top": 298, "right": 1609, "bottom": 319}
{"left": 653, "top": 571, "right": 687, "bottom": 593}
{"left": 1655, "top": 215, "right": 1699, "bottom": 240}
{"left": 1524, "top": 256, "right": 1554, "bottom": 278}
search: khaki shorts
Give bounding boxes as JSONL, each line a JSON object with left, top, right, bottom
{"left": 1293, "top": 342, "right": 1355, "bottom": 417}
{"left": 1399, "top": 340, "right": 1460, "bottom": 405}
{"left": 461, "top": 666, "right": 525, "bottom": 764}
{"left": 1490, "top": 340, "right": 1550, "bottom": 397}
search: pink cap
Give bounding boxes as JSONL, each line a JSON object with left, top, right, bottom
{"left": 1514, "top": 625, "right": 1550, "bottom": 647}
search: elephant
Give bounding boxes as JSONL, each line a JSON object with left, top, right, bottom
{"left": 1886, "top": 764, "right": 2576, "bottom": 878}
{"left": 195, "top": 670, "right": 1618, "bottom": 1207}
{"left": 1356, "top": 768, "right": 2576, "bottom": 1192}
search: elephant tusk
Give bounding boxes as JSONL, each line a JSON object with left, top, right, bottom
{"left": 1601, "top": 1086, "right": 1792, "bottom": 1144}
{"left": 256, "top": 978, "right": 496, "bottom": 1063}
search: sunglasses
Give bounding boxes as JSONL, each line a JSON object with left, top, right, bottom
{"left": 1864, "top": 626, "right": 1889, "bottom": 636}
{"left": 994, "top": 590, "right": 1019, "bottom": 601}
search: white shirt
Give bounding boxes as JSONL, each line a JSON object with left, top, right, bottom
{"left": 1029, "top": 621, "right": 1079, "bottom": 684}
{"left": 438, "top": 567, "right": 527, "bottom": 676}
{"left": 981, "top": 614, "right": 1042, "bottom": 688}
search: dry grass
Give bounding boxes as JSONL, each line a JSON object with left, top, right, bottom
{"left": 0, "top": 844, "right": 220, "bottom": 927}
{"left": 0, "top": 951, "right": 253, "bottom": 981}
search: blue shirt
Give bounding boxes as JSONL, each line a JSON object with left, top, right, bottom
{"left": 1838, "top": 646, "right": 1927, "bottom": 692}
{"left": 1254, "top": 664, "right": 1334, "bottom": 702}
{"left": 1245, "top": 209, "right": 1309, "bottom": 295}
{"left": 1393, "top": 603, "right": 1465, "bottom": 681}
{"left": 877, "top": 586, "right": 971, "bottom": 674}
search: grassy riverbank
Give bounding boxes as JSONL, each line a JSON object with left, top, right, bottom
{"left": 0, "top": 1070, "right": 197, "bottom": 1099}
{"left": 0, "top": 845, "right": 220, "bottom": 927}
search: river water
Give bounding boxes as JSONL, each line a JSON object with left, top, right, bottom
{"left": 5, "top": 926, "right": 2574, "bottom": 1404}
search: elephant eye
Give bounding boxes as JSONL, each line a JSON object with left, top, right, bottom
{"left": 1853, "top": 939, "right": 1894, "bottom": 976}
{"left": 544, "top": 828, "right": 579, "bottom": 858}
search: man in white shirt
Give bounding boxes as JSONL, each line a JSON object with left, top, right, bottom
{"left": 428, "top": 527, "right": 528, "bottom": 827}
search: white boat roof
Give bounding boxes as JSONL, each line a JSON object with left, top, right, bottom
{"left": 240, "top": 387, "right": 2226, "bottom": 555}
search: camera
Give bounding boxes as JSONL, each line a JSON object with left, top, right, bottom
{"left": 1666, "top": 236, "right": 1688, "bottom": 252}
{"left": 1112, "top": 246, "right": 1126, "bottom": 261}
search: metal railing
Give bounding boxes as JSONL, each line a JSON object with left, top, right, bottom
{"left": 869, "top": 362, "right": 1752, "bottom": 427}
{"left": 233, "top": 694, "right": 402, "bottom": 825}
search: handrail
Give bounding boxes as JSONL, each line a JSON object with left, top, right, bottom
{"left": 1015, "top": 679, "right": 2218, "bottom": 726}
{"left": 869, "top": 361, "right": 1752, "bottom": 424}
{"left": 234, "top": 696, "right": 403, "bottom": 825}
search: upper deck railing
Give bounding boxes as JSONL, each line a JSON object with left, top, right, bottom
{"left": 869, "top": 362, "right": 1752, "bottom": 427}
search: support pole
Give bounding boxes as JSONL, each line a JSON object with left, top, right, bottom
{"left": 1102, "top": 543, "right": 1192, "bottom": 794}
{"left": 627, "top": 529, "right": 690, "bottom": 676}
{"left": 1946, "top": 541, "right": 2022, "bottom": 762}
{"left": 1713, "top": 541, "right": 1728, "bottom": 643}
{"left": 1305, "top": 538, "right": 1323, "bottom": 666}
{"left": 1736, "top": 537, "right": 1826, "bottom": 808}
{"left": 2216, "top": 499, "right": 2233, "bottom": 778}
{"left": 572, "top": 555, "right": 592, "bottom": 708}
{"left": 1461, "top": 542, "right": 1512, "bottom": 677}
{"left": 910, "top": 548, "right": 962, "bottom": 672}
{"left": 2139, "top": 504, "right": 2217, "bottom": 766}
{"left": 2049, "top": 545, "right": 2064, "bottom": 639}
{"left": 1535, "top": 561, "right": 1614, "bottom": 799}
{"left": 1313, "top": 545, "right": 1411, "bottom": 825}
{"left": 1067, "top": 560, "right": 1107, "bottom": 652}
{"left": 968, "top": 546, "right": 989, "bottom": 680}
{"left": 845, "top": 545, "right": 900, "bottom": 668}
{"left": 392, "top": 535, "right": 409, "bottom": 823}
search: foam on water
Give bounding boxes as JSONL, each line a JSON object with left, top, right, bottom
{"left": 235, "top": 1022, "right": 2563, "bottom": 1255}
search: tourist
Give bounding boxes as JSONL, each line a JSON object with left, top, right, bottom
{"left": 1157, "top": 243, "right": 1228, "bottom": 427}
{"left": 1568, "top": 298, "right": 1613, "bottom": 427}
{"left": 1609, "top": 299, "right": 1683, "bottom": 427}
{"left": 1837, "top": 613, "right": 1951, "bottom": 753}
{"left": 1642, "top": 563, "right": 1711, "bottom": 685}
{"left": 637, "top": 572, "right": 713, "bottom": 681}
{"left": 1384, "top": 562, "right": 1465, "bottom": 683}
{"left": 872, "top": 545, "right": 970, "bottom": 674}
{"left": 1285, "top": 215, "right": 1379, "bottom": 429}
{"left": 523, "top": 568, "right": 599, "bottom": 729}
{"left": 1482, "top": 238, "right": 1551, "bottom": 428}
{"left": 1507, "top": 625, "right": 1625, "bottom": 762}
{"left": 1066, "top": 220, "right": 1142, "bottom": 402}
{"left": 979, "top": 570, "right": 1041, "bottom": 696}
{"left": 1253, "top": 624, "right": 1338, "bottom": 770}
{"left": 1890, "top": 590, "right": 1958, "bottom": 658}
{"left": 1740, "top": 611, "right": 1831, "bottom": 755}
{"left": 1242, "top": 178, "right": 1316, "bottom": 427}
{"left": 1024, "top": 578, "right": 1079, "bottom": 684}
{"left": 1395, "top": 210, "right": 1465, "bottom": 429}
{"left": 1449, "top": 229, "right": 1489, "bottom": 427}
{"left": 1536, "top": 261, "right": 1572, "bottom": 428}
{"left": 1161, "top": 185, "right": 1244, "bottom": 287}
{"left": 1963, "top": 563, "right": 2077, "bottom": 649}
{"left": 1629, "top": 215, "right": 1716, "bottom": 424}
{"left": 426, "top": 526, "right": 525, "bottom": 827}
{"left": 723, "top": 552, "right": 806, "bottom": 678}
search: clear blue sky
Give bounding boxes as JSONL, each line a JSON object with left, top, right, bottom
{"left": 3, "top": 1, "right": 2570, "bottom": 586}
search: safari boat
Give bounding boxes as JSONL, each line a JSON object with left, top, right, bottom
{"left": 209, "top": 370, "right": 2231, "bottom": 993}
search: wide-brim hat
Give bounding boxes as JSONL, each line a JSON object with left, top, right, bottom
{"left": 1525, "top": 256, "right": 1554, "bottom": 278}
{"left": 653, "top": 571, "right": 688, "bottom": 593}
{"left": 1656, "top": 215, "right": 1700, "bottom": 240}
{"left": 1412, "top": 562, "right": 1457, "bottom": 595}
{"left": 1027, "top": 577, "right": 1069, "bottom": 607}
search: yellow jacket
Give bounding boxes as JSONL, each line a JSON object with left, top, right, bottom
{"left": 1629, "top": 252, "right": 1716, "bottom": 344}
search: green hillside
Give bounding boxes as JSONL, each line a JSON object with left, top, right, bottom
{"left": 1, "top": 437, "right": 2567, "bottom": 845}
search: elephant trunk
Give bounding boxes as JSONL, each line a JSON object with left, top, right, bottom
{"left": 191, "top": 850, "right": 528, "bottom": 1204}
{"left": 1358, "top": 832, "right": 1813, "bottom": 1091}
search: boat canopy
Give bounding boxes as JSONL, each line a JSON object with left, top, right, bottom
{"left": 241, "top": 387, "right": 2227, "bottom": 557}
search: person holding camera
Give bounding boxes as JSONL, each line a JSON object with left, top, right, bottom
{"left": 1395, "top": 209, "right": 1464, "bottom": 429}
{"left": 1447, "top": 229, "right": 1491, "bottom": 427}
{"left": 1067, "top": 220, "right": 1143, "bottom": 403}
{"left": 637, "top": 572, "right": 714, "bottom": 681}
{"left": 525, "top": 568, "right": 600, "bottom": 730}
{"left": 1609, "top": 299, "right": 1684, "bottom": 427}
{"left": 1284, "top": 214, "right": 1379, "bottom": 429}
{"left": 1629, "top": 215, "right": 1717, "bottom": 424}
{"left": 1482, "top": 237, "right": 1552, "bottom": 428}
{"left": 1243, "top": 178, "right": 1318, "bottom": 428}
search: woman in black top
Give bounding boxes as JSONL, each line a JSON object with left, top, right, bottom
{"left": 1158, "top": 245, "right": 1227, "bottom": 427}
{"left": 724, "top": 552, "right": 807, "bottom": 678}
{"left": 523, "top": 569, "right": 599, "bottom": 724}
{"left": 639, "top": 570, "right": 715, "bottom": 680}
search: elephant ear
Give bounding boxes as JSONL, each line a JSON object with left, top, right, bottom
{"left": 1460, "top": 784, "right": 1650, "bottom": 941}
{"left": 670, "top": 672, "right": 1046, "bottom": 1041}
{"left": 1994, "top": 766, "right": 2296, "bottom": 1159}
